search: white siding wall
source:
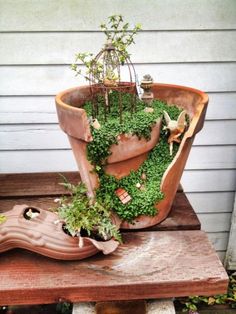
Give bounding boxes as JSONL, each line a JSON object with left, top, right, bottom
{"left": 0, "top": 0, "right": 236, "bottom": 262}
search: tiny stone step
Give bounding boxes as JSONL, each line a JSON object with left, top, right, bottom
{"left": 72, "top": 299, "right": 175, "bottom": 314}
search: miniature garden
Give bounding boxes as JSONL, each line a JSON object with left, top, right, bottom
{"left": 55, "top": 14, "right": 188, "bottom": 240}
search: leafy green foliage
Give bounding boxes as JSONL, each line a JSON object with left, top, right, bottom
{"left": 178, "top": 272, "right": 236, "bottom": 313}
{"left": 100, "top": 14, "right": 141, "bottom": 63}
{"left": 56, "top": 181, "right": 122, "bottom": 243}
{"left": 71, "top": 14, "right": 141, "bottom": 82}
{"left": 84, "top": 92, "right": 183, "bottom": 221}
{"left": 56, "top": 302, "right": 72, "bottom": 314}
{"left": 0, "top": 214, "right": 6, "bottom": 224}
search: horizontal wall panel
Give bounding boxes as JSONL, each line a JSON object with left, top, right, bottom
{"left": 186, "top": 192, "right": 235, "bottom": 213}
{"left": 198, "top": 213, "right": 232, "bottom": 232}
{"left": 1, "top": 0, "right": 235, "bottom": 31}
{"left": 1, "top": 92, "right": 236, "bottom": 124}
{"left": 1, "top": 145, "right": 235, "bottom": 173}
{"left": 194, "top": 120, "right": 236, "bottom": 146}
{"left": 207, "top": 92, "right": 236, "bottom": 120}
{"left": 217, "top": 251, "right": 226, "bottom": 262}
{"left": 182, "top": 169, "right": 236, "bottom": 193}
{"left": 0, "top": 96, "right": 57, "bottom": 124}
{"left": 0, "top": 125, "right": 68, "bottom": 150}
{"left": 0, "top": 150, "right": 77, "bottom": 173}
{"left": 0, "top": 63, "right": 236, "bottom": 96}
{"left": 186, "top": 145, "right": 236, "bottom": 170}
{"left": 1, "top": 120, "right": 234, "bottom": 150}
{"left": 0, "top": 152, "right": 235, "bottom": 192}
{"left": 1, "top": 31, "right": 236, "bottom": 65}
{"left": 207, "top": 232, "right": 229, "bottom": 251}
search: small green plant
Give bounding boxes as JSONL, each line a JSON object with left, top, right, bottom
{"left": 0, "top": 214, "right": 6, "bottom": 224}
{"left": 56, "top": 180, "right": 122, "bottom": 243}
{"left": 56, "top": 302, "right": 72, "bottom": 314}
{"left": 176, "top": 272, "right": 236, "bottom": 313}
{"left": 82, "top": 92, "right": 183, "bottom": 221}
{"left": 71, "top": 14, "right": 141, "bottom": 83}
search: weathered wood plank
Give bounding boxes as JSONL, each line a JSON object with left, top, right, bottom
{"left": 198, "top": 213, "right": 232, "bottom": 232}
{"left": 0, "top": 0, "right": 235, "bottom": 31}
{"left": 207, "top": 232, "right": 229, "bottom": 251}
{"left": 1, "top": 121, "right": 235, "bottom": 151}
{"left": 1, "top": 93, "right": 235, "bottom": 124}
{"left": 0, "top": 194, "right": 201, "bottom": 232}
{"left": 186, "top": 145, "right": 236, "bottom": 170}
{"left": 225, "top": 193, "right": 236, "bottom": 270}
{"left": 217, "top": 251, "right": 226, "bottom": 262}
{"left": 0, "top": 230, "right": 228, "bottom": 305}
{"left": 0, "top": 150, "right": 78, "bottom": 173}
{"left": 0, "top": 172, "right": 81, "bottom": 197}
{"left": 186, "top": 192, "right": 235, "bottom": 213}
{"left": 0, "top": 63, "right": 235, "bottom": 96}
{"left": 0, "top": 145, "right": 235, "bottom": 173}
{"left": 1, "top": 31, "right": 235, "bottom": 65}
{"left": 182, "top": 169, "right": 236, "bottom": 193}
{"left": 207, "top": 92, "right": 236, "bottom": 120}
{"left": 194, "top": 121, "right": 236, "bottom": 145}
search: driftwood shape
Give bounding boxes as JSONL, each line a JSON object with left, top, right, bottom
{"left": 0, "top": 205, "right": 119, "bottom": 260}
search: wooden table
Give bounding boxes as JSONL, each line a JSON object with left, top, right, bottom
{"left": 0, "top": 172, "right": 228, "bottom": 306}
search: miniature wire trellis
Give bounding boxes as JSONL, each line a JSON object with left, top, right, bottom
{"left": 89, "top": 39, "right": 137, "bottom": 123}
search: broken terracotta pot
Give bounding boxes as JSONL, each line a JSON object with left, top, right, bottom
{"left": 55, "top": 83, "right": 208, "bottom": 229}
{"left": 0, "top": 205, "right": 119, "bottom": 260}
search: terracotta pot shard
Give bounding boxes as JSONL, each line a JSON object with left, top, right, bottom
{"left": 0, "top": 205, "right": 119, "bottom": 260}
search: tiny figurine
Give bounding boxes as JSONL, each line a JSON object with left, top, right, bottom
{"left": 141, "top": 173, "right": 147, "bottom": 180}
{"left": 144, "top": 107, "right": 154, "bottom": 113}
{"left": 163, "top": 110, "right": 187, "bottom": 155}
{"left": 140, "top": 74, "right": 154, "bottom": 104}
{"left": 91, "top": 118, "right": 101, "bottom": 130}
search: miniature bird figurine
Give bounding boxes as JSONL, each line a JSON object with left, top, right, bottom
{"left": 163, "top": 110, "right": 187, "bottom": 155}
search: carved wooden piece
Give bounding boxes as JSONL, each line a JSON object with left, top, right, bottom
{"left": 0, "top": 205, "right": 119, "bottom": 260}
{"left": 55, "top": 83, "right": 208, "bottom": 229}
{"left": 0, "top": 231, "right": 228, "bottom": 305}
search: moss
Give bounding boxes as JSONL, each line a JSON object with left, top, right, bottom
{"left": 84, "top": 91, "right": 184, "bottom": 221}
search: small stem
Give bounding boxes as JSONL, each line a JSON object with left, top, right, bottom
{"left": 104, "top": 89, "right": 109, "bottom": 122}
{"left": 119, "top": 92, "right": 123, "bottom": 123}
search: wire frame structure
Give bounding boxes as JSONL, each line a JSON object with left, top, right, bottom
{"left": 89, "top": 39, "right": 137, "bottom": 123}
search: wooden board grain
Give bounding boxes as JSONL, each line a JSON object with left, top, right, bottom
{"left": 1, "top": 146, "right": 235, "bottom": 173}
{"left": 0, "top": 172, "right": 201, "bottom": 231}
{"left": 1, "top": 31, "right": 235, "bottom": 65}
{"left": 1, "top": 0, "right": 235, "bottom": 31}
{"left": 1, "top": 121, "right": 235, "bottom": 150}
{"left": 0, "top": 63, "right": 235, "bottom": 96}
{"left": 1, "top": 93, "right": 235, "bottom": 124}
{"left": 0, "top": 230, "right": 228, "bottom": 305}
{"left": 0, "top": 172, "right": 81, "bottom": 197}
{"left": 0, "top": 194, "right": 201, "bottom": 232}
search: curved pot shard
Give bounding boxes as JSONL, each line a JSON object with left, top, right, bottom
{"left": 56, "top": 83, "right": 208, "bottom": 229}
{"left": 0, "top": 205, "right": 119, "bottom": 260}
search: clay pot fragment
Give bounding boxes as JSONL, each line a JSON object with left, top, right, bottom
{"left": 0, "top": 205, "right": 119, "bottom": 260}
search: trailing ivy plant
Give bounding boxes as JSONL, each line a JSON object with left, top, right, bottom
{"left": 56, "top": 180, "right": 122, "bottom": 243}
{"left": 176, "top": 272, "right": 236, "bottom": 313}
